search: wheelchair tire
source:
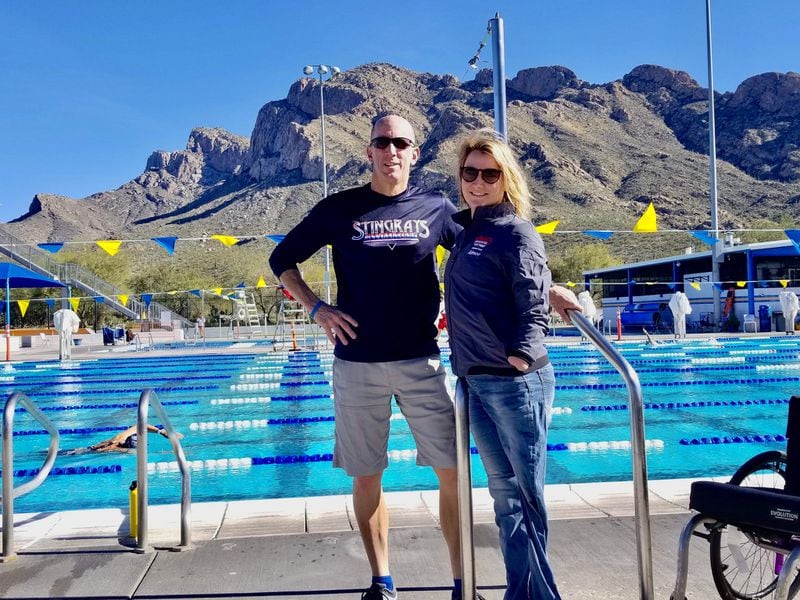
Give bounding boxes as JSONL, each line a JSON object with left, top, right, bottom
{"left": 709, "top": 450, "right": 800, "bottom": 599}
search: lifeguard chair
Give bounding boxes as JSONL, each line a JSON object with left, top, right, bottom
{"left": 231, "top": 291, "right": 264, "bottom": 338}
{"left": 272, "top": 287, "right": 317, "bottom": 351}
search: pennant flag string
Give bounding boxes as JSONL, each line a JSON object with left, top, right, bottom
{"left": 16, "top": 227, "right": 800, "bottom": 257}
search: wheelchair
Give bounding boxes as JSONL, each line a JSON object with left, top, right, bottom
{"left": 672, "top": 396, "right": 800, "bottom": 599}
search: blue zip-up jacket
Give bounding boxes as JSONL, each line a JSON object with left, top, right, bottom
{"left": 444, "top": 202, "right": 551, "bottom": 377}
{"left": 270, "top": 184, "right": 459, "bottom": 362}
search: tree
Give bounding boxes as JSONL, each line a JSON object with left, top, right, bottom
{"left": 549, "top": 243, "right": 621, "bottom": 292}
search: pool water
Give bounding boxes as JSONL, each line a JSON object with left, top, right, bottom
{"left": 4, "top": 336, "right": 800, "bottom": 514}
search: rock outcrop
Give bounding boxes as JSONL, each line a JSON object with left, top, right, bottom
{"left": 6, "top": 62, "right": 800, "bottom": 263}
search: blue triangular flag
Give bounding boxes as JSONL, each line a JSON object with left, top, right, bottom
{"left": 45, "top": 299, "right": 56, "bottom": 309}
{"left": 152, "top": 237, "right": 178, "bottom": 255}
{"left": 689, "top": 230, "right": 717, "bottom": 246}
{"left": 584, "top": 230, "right": 614, "bottom": 240}
{"left": 95, "top": 296, "right": 105, "bottom": 304}
{"left": 236, "top": 281, "right": 246, "bottom": 288}
{"left": 266, "top": 234, "right": 286, "bottom": 243}
{"left": 141, "top": 294, "right": 153, "bottom": 307}
{"left": 190, "top": 289, "right": 202, "bottom": 298}
{"left": 38, "top": 243, "right": 65, "bottom": 254}
{"left": 785, "top": 230, "right": 800, "bottom": 255}
{"left": 713, "top": 283, "right": 724, "bottom": 291}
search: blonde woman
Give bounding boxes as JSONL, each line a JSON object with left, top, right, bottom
{"left": 444, "top": 129, "right": 563, "bottom": 600}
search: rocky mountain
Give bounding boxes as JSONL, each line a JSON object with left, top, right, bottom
{"left": 7, "top": 63, "right": 800, "bottom": 261}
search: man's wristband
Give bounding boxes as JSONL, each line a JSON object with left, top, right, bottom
{"left": 309, "top": 300, "right": 325, "bottom": 319}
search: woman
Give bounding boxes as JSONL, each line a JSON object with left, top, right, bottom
{"left": 444, "top": 129, "right": 562, "bottom": 600}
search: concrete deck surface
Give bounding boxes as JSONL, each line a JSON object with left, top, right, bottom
{"left": 2, "top": 480, "right": 722, "bottom": 599}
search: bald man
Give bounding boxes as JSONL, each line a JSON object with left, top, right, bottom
{"left": 270, "top": 115, "right": 463, "bottom": 599}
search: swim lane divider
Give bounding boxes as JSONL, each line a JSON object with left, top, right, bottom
{"left": 679, "top": 433, "right": 786, "bottom": 445}
{"left": 1, "top": 464, "right": 122, "bottom": 478}
{"left": 559, "top": 375, "right": 800, "bottom": 391}
{"left": 16, "top": 399, "right": 199, "bottom": 413}
{"left": 581, "top": 398, "right": 788, "bottom": 411}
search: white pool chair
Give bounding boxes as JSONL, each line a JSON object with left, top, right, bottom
{"left": 743, "top": 314, "right": 758, "bottom": 333}
{"left": 39, "top": 332, "right": 51, "bottom": 347}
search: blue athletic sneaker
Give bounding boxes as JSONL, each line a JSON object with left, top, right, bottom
{"left": 362, "top": 583, "right": 398, "bottom": 599}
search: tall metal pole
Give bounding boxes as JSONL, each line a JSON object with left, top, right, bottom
{"left": 706, "top": 0, "right": 722, "bottom": 329}
{"left": 490, "top": 13, "right": 507, "bottom": 140}
{"left": 304, "top": 64, "right": 339, "bottom": 305}
{"left": 318, "top": 70, "right": 331, "bottom": 305}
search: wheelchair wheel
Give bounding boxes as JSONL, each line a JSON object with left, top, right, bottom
{"left": 709, "top": 450, "right": 800, "bottom": 599}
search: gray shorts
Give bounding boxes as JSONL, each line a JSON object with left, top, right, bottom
{"left": 332, "top": 355, "right": 457, "bottom": 477}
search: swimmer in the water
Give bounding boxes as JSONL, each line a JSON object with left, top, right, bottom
{"left": 62, "top": 424, "right": 182, "bottom": 455}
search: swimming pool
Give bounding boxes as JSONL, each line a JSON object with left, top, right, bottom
{"left": 4, "top": 335, "right": 800, "bottom": 514}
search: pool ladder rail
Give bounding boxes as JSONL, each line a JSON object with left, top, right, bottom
{"left": 135, "top": 388, "right": 192, "bottom": 553}
{"left": 454, "top": 309, "right": 655, "bottom": 600}
{"left": 1, "top": 392, "right": 60, "bottom": 563}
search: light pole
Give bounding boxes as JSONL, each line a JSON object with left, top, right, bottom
{"left": 303, "top": 64, "right": 341, "bottom": 305}
{"left": 705, "top": 0, "right": 722, "bottom": 331}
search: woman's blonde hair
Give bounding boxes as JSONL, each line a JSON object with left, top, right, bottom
{"left": 456, "top": 128, "right": 531, "bottom": 220}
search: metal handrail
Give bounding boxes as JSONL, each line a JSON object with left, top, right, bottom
{"left": 569, "top": 310, "right": 654, "bottom": 599}
{"left": 454, "top": 380, "right": 476, "bottom": 597}
{"left": 135, "top": 388, "right": 192, "bottom": 553}
{"left": 453, "top": 310, "right": 654, "bottom": 600}
{"left": 134, "top": 333, "right": 154, "bottom": 352}
{"left": 2, "top": 391, "right": 60, "bottom": 562}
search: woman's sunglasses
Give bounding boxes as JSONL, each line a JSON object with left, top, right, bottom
{"left": 370, "top": 136, "right": 415, "bottom": 150}
{"left": 460, "top": 166, "right": 502, "bottom": 184}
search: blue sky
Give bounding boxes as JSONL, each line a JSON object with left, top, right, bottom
{"left": 1, "top": 0, "right": 797, "bottom": 222}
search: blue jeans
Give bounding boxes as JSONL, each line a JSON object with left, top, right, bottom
{"left": 463, "top": 364, "right": 560, "bottom": 600}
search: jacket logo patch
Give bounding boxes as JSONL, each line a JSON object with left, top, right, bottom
{"left": 467, "top": 236, "right": 492, "bottom": 257}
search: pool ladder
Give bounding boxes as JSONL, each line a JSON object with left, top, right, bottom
{"left": 1, "top": 392, "right": 60, "bottom": 563}
{"left": 454, "top": 310, "right": 655, "bottom": 600}
{"left": 134, "top": 388, "right": 192, "bottom": 552}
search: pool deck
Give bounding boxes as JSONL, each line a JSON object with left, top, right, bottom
{"left": 1, "top": 331, "right": 772, "bottom": 598}
{"left": 2, "top": 480, "right": 723, "bottom": 599}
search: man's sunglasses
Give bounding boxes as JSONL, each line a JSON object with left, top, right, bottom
{"left": 370, "top": 136, "right": 415, "bottom": 150}
{"left": 460, "top": 166, "right": 502, "bottom": 184}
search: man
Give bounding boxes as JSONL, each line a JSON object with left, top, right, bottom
{"left": 270, "top": 115, "right": 463, "bottom": 600}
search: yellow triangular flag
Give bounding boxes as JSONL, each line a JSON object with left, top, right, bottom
{"left": 436, "top": 246, "right": 445, "bottom": 266}
{"left": 439, "top": 282, "right": 445, "bottom": 291}
{"left": 690, "top": 282, "right": 701, "bottom": 290}
{"left": 566, "top": 281, "right": 576, "bottom": 288}
{"left": 256, "top": 275, "right": 267, "bottom": 288}
{"left": 781, "top": 280, "right": 790, "bottom": 288}
{"left": 69, "top": 297, "right": 80, "bottom": 311}
{"left": 736, "top": 281, "right": 747, "bottom": 288}
{"left": 168, "top": 290, "right": 178, "bottom": 295}
{"left": 211, "top": 234, "right": 239, "bottom": 247}
{"left": 17, "top": 299, "right": 30, "bottom": 317}
{"left": 632, "top": 203, "right": 658, "bottom": 233}
{"left": 213, "top": 288, "right": 223, "bottom": 296}
{"left": 535, "top": 220, "right": 560, "bottom": 235}
{"left": 96, "top": 240, "right": 122, "bottom": 256}
{"left": 117, "top": 294, "right": 129, "bottom": 306}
